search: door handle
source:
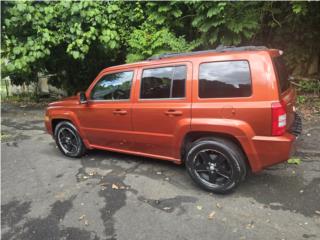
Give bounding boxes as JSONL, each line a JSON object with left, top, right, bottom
{"left": 164, "top": 110, "right": 183, "bottom": 116}
{"left": 113, "top": 109, "right": 127, "bottom": 115}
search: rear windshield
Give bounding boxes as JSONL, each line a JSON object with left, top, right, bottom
{"left": 273, "top": 56, "right": 290, "bottom": 93}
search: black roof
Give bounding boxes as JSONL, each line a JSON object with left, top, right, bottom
{"left": 147, "top": 46, "right": 268, "bottom": 61}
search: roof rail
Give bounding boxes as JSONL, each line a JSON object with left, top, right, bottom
{"left": 147, "top": 45, "right": 268, "bottom": 61}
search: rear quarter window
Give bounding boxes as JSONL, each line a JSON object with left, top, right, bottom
{"left": 273, "top": 56, "right": 290, "bottom": 93}
{"left": 199, "top": 60, "right": 252, "bottom": 98}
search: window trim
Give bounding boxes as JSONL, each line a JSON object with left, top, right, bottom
{"left": 89, "top": 70, "right": 134, "bottom": 102}
{"left": 139, "top": 64, "right": 187, "bottom": 101}
{"left": 198, "top": 59, "right": 253, "bottom": 99}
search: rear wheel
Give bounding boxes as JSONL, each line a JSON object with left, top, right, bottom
{"left": 185, "top": 137, "right": 247, "bottom": 193}
{"left": 54, "top": 121, "right": 86, "bottom": 158}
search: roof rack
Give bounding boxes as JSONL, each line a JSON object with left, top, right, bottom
{"left": 147, "top": 45, "right": 268, "bottom": 61}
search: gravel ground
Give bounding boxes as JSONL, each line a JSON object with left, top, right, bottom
{"left": 1, "top": 103, "right": 320, "bottom": 240}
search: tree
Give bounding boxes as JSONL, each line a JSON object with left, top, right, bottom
{"left": 126, "top": 22, "right": 197, "bottom": 63}
{"left": 1, "top": 1, "right": 137, "bottom": 93}
{"left": 2, "top": 1, "right": 319, "bottom": 94}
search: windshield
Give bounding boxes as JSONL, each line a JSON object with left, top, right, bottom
{"left": 273, "top": 56, "right": 290, "bottom": 93}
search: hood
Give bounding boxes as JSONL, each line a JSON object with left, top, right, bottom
{"left": 48, "top": 95, "right": 79, "bottom": 107}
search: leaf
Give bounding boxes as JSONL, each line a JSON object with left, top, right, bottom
{"left": 287, "top": 157, "right": 302, "bottom": 165}
{"left": 109, "top": 40, "right": 117, "bottom": 49}
{"left": 16, "top": 3, "right": 26, "bottom": 12}
{"left": 13, "top": 47, "right": 21, "bottom": 55}
{"left": 112, "top": 184, "right": 119, "bottom": 189}
{"left": 172, "top": 9, "right": 182, "bottom": 18}
{"left": 207, "top": 7, "right": 222, "bottom": 18}
{"left": 208, "top": 211, "right": 216, "bottom": 219}
{"left": 158, "top": 5, "right": 170, "bottom": 12}
{"left": 72, "top": 51, "right": 80, "bottom": 59}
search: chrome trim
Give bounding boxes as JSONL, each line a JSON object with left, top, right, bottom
{"left": 57, "top": 127, "right": 79, "bottom": 154}
{"left": 138, "top": 97, "right": 186, "bottom": 101}
{"left": 88, "top": 99, "right": 131, "bottom": 103}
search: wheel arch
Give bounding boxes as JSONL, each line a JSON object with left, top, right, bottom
{"left": 52, "top": 118, "right": 71, "bottom": 134}
{"left": 180, "top": 131, "right": 251, "bottom": 171}
{"left": 50, "top": 112, "right": 91, "bottom": 149}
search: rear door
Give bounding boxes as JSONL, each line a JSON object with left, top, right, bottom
{"left": 131, "top": 62, "right": 192, "bottom": 159}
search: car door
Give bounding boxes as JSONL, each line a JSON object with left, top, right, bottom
{"left": 132, "top": 62, "right": 192, "bottom": 160}
{"left": 76, "top": 69, "right": 135, "bottom": 150}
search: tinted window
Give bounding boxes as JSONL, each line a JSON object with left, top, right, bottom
{"left": 199, "top": 61, "right": 251, "bottom": 98}
{"left": 140, "top": 66, "right": 186, "bottom": 99}
{"left": 91, "top": 71, "right": 133, "bottom": 100}
{"left": 273, "top": 56, "right": 290, "bottom": 93}
{"left": 172, "top": 66, "right": 186, "bottom": 98}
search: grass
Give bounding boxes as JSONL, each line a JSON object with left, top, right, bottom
{"left": 296, "top": 93, "right": 320, "bottom": 121}
{"left": 1, "top": 92, "right": 60, "bottom": 107}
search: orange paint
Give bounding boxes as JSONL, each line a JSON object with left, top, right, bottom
{"left": 45, "top": 49, "right": 298, "bottom": 172}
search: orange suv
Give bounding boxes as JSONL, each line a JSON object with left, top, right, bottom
{"left": 45, "top": 46, "right": 302, "bottom": 193}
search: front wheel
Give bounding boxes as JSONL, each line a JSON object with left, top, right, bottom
{"left": 185, "top": 137, "right": 247, "bottom": 194}
{"left": 54, "top": 121, "right": 86, "bottom": 158}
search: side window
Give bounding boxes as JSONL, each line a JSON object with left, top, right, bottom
{"left": 199, "top": 61, "right": 252, "bottom": 98}
{"left": 273, "top": 56, "right": 290, "bottom": 93}
{"left": 91, "top": 71, "right": 133, "bottom": 100}
{"left": 140, "top": 65, "right": 186, "bottom": 99}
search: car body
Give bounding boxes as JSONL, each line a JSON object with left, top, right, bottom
{"left": 45, "top": 46, "right": 302, "bottom": 193}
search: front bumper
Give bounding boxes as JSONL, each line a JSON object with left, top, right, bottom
{"left": 44, "top": 114, "right": 53, "bottom": 135}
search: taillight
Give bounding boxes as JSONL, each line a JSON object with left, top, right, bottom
{"left": 271, "top": 102, "right": 287, "bottom": 136}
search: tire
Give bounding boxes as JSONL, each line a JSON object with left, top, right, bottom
{"left": 54, "top": 121, "right": 86, "bottom": 158}
{"left": 185, "top": 137, "right": 247, "bottom": 194}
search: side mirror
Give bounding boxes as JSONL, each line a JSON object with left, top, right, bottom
{"left": 78, "top": 91, "right": 87, "bottom": 104}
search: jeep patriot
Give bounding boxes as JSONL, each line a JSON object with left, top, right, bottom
{"left": 45, "top": 46, "right": 302, "bottom": 193}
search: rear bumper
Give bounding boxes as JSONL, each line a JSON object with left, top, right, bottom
{"left": 248, "top": 113, "right": 302, "bottom": 172}
{"left": 252, "top": 133, "right": 296, "bottom": 170}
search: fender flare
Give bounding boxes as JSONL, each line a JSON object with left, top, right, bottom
{"left": 50, "top": 110, "right": 92, "bottom": 149}
{"left": 175, "top": 118, "right": 262, "bottom": 171}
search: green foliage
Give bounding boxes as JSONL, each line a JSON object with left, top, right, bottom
{"left": 287, "top": 157, "right": 301, "bottom": 165}
{"left": 126, "top": 23, "right": 197, "bottom": 63}
{"left": 3, "top": 92, "right": 39, "bottom": 102}
{"left": 191, "top": 2, "right": 260, "bottom": 46}
{"left": 297, "top": 95, "right": 306, "bottom": 104}
{"left": 1, "top": 1, "right": 145, "bottom": 93}
{"left": 1, "top": 1, "right": 320, "bottom": 94}
{"left": 296, "top": 79, "right": 320, "bottom": 95}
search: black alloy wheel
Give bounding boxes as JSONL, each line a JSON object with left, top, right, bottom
{"left": 193, "top": 149, "right": 233, "bottom": 186}
{"left": 186, "top": 137, "right": 247, "bottom": 193}
{"left": 54, "top": 121, "right": 86, "bottom": 158}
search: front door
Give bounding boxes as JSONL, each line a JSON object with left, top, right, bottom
{"left": 132, "top": 62, "right": 192, "bottom": 160}
{"left": 77, "top": 70, "right": 135, "bottom": 150}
